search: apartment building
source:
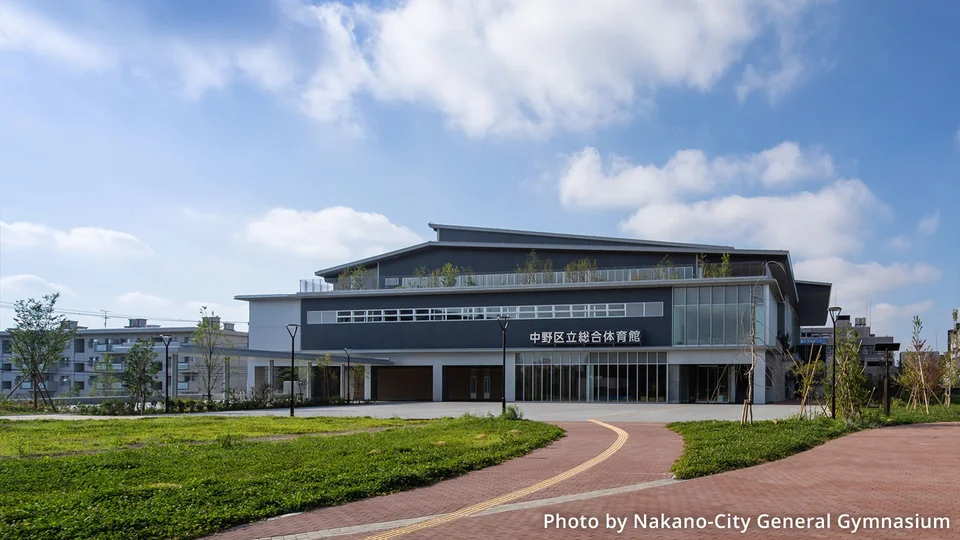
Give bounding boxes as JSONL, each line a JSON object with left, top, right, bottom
{"left": 0, "top": 317, "right": 248, "bottom": 400}
{"left": 799, "top": 315, "right": 897, "bottom": 385}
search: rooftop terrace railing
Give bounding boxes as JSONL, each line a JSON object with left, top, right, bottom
{"left": 300, "top": 261, "right": 771, "bottom": 293}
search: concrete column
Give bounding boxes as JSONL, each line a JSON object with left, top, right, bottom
{"left": 432, "top": 362, "right": 443, "bottom": 402}
{"left": 728, "top": 365, "right": 737, "bottom": 404}
{"left": 305, "top": 361, "right": 312, "bottom": 401}
{"left": 267, "top": 360, "right": 275, "bottom": 392}
{"left": 668, "top": 364, "right": 680, "bottom": 404}
{"left": 363, "top": 365, "right": 371, "bottom": 400}
{"left": 753, "top": 355, "right": 766, "bottom": 405}
{"left": 246, "top": 360, "right": 255, "bottom": 394}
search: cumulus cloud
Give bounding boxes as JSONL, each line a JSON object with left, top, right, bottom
{"left": 293, "top": 0, "right": 822, "bottom": 137}
{"left": 917, "top": 210, "right": 939, "bottom": 235}
{"left": 794, "top": 258, "right": 941, "bottom": 305}
{"left": 560, "top": 141, "right": 833, "bottom": 209}
{"left": 1, "top": 1, "right": 828, "bottom": 136}
{"left": 0, "top": 274, "right": 76, "bottom": 298}
{"left": 243, "top": 206, "right": 422, "bottom": 260}
{"left": 558, "top": 142, "right": 858, "bottom": 258}
{"left": 0, "top": 221, "right": 153, "bottom": 258}
{"left": 870, "top": 301, "right": 934, "bottom": 331}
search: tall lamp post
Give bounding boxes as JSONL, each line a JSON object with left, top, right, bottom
{"left": 828, "top": 306, "right": 842, "bottom": 419}
{"left": 497, "top": 315, "right": 510, "bottom": 414}
{"left": 875, "top": 342, "right": 900, "bottom": 416}
{"left": 159, "top": 335, "right": 173, "bottom": 414}
{"left": 285, "top": 324, "right": 300, "bottom": 417}
{"left": 343, "top": 348, "right": 352, "bottom": 404}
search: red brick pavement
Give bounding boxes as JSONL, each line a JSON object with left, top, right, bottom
{"left": 210, "top": 421, "right": 681, "bottom": 540}
{"left": 405, "top": 423, "right": 960, "bottom": 540}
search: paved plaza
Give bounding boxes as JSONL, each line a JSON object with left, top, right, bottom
{"left": 203, "top": 412, "right": 960, "bottom": 540}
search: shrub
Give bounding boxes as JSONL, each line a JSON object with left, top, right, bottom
{"left": 501, "top": 404, "right": 525, "bottom": 421}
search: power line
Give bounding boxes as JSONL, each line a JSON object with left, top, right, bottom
{"left": 0, "top": 302, "right": 248, "bottom": 325}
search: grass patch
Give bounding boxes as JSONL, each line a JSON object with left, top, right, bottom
{"left": 0, "top": 416, "right": 418, "bottom": 457}
{"left": 668, "top": 403, "right": 960, "bottom": 480}
{"left": 0, "top": 415, "right": 563, "bottom": 539}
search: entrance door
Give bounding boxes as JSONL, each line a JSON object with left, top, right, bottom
{"left": 469, "top": 376, "right": 477, "bottom": 399}
{"left": 483, "top": 375, "right": 491, "bottom": 399}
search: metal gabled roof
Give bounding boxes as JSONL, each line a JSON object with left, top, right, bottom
{"left": 427, "top": 222, "right": 734, "bottom": 250}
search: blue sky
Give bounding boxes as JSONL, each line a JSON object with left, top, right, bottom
{"left": 1, "top": 0, "right": 958, "bottom": 347}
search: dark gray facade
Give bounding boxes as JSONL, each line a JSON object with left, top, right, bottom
{"left": 300, "top": 287, "right": 673, "bottom": 350}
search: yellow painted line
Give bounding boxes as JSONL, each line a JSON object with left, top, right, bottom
{"left": 363, "top": 419, "right": 629, "bottom": 540}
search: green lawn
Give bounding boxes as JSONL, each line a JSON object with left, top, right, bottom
{"left": 0, "top": 416, "right": 418, "bottom": 457}
{"left": 668, "top": 403, "right": 960, "bottom": 480}
{"left": 0, "top": 415, "right": 563, "bottom": 540}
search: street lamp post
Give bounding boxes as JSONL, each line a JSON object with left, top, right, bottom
{"left": 876, "top": 342, "right": 900, "bottom": 416}
{"left": 285, "top": 324, "right": 300, "bottom": 417}
{"left": 343, "top": 348, "right": 352, "bottom": 404}
{"left": 159, "top": 335, "right": 173, "bottom": 414}
{"left": 828, "top": 306, "right": 842, "bottom": 419}
{"left": 497, "top": 316, "right": 510, "bottom": 414}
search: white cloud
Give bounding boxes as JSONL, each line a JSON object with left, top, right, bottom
{"left": 559, "top": 141, "right": 833, "bottom": 209}
{"left": 736, "top": 55, "right": 804, "bottom": 103}
{"left": 0, "top": 221, "right": 50, "bottom": 247}
{"left": 243, "top": 206, "right": 422, "bottom": 260}
{"left": 870, "top": 301, "right": 934, "bottom": 331}
{"left": 888, "top": 235, "right": 911, "bottom": 251}
{"left": 794, "top": 258, "right": 941, "bottom": 307}
{"left": 619, "top": 180, "right": 882, "bottom": 259}
{"left": 0, "top": 2, "right": 115, "bottom": 71}
{"left": 0, "top": 274, "right": 76, "bottom": 298}
{"left": 917, "top": 210, "right": 939, "bottom": 235}
{"left": 297, "top": 0, "right": 821, "bottom": 137}
{"left": 236, "top": 44, "right": 298, "bottom": 92}
{"left": 116, "top": 291, "right": 173, "bottom": 308}
{"left": 52, "top": 227, "right": 153, "bottom": 257}
{"left": 0, "top": 221, "right": 153, "bottom": 258}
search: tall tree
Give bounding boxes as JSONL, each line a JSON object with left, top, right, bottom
{"left": 7, "top": 294, "right": 76, "bottom": 409}
{"left": 123, "top": 338, "right": 161, "bottom": 414}
{"left": 193, "top": 307, "right": 234, "bottom": 402}
{"left": 899, "top": 315, "right": 941, "bottom": 414}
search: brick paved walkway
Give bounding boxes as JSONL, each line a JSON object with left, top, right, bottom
{"left": 406, "top": 423, "right": 960, "bottom": 540}
{"left": 208, "top": 422, "right": 681, "bottom": 540}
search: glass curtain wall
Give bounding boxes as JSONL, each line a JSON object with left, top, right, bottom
{"left": 515, "top": 351, "right": 667, "bottom": 403}
{"left": 672, "top": 285, "right": 776, "bottom": 346}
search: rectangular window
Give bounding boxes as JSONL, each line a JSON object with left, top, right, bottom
{"left": 674, "top": 306, "right": 685, "bottom": 345}
{"left": 699, "top": 287, "right": 711, "bottom": 304}
{"left": 609, "top": 303, "right": 626, "bottom": 317}
{"left": 674, "top": 287, "right": 686, "bottom": 306}
{"left": 554, "top": 305, "right": 571, "bottom": 318}
{"left": 643, "top": 302, "right": 663, "bottom": 317}
{"left": 712, "top": 286, "right": 724, "bottom": 304}
{"left": 336, "top": 311, "right": 351, "bottom": 323}
{"left": 445, "top": 308, "right": 461, "bottom": 321}
{"left": 384, "top": 309, "right": 398, "bottom": 322}
{"left": 430, "top": 308, "right": 445, "bottom": 321}
{"left": 699, "top": 304, "right": 711, "bottom": 346}
{"left": 687, "top": 286, "right": 699, "bottom": 305}
{"left": 399, "top": 309, "right": 414, "bottom": 322}
{"left": 724, "top": 304, "right": 739, "bottom": 344}
{"left": 712, "top": 304, "right": 724, "bottom": 345}
{"left": 352, "top": 310, "right": 367, "bottom": 323}
{"left": 414, "top": 309, "right": 430, "bottom": 321}
{"left": 725, "top": 285, "right": 738, "bottom": 304}
{"left": 685, "top": 305, "right": 698, "bottom": 344}
{"left": 536, "top": 306, "right": 553, "bottom": 319}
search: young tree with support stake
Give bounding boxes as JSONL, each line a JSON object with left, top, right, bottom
{"left": 124, "top": 338, "right": 161, "bottom": 414}
{"left": 194, "top": 307, "right": 235, "bottom": 402}
{"left": 4, "top": 294, "right": 76, "bottom": 410}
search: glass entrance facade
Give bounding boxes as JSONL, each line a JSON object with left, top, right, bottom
{"left": 515, "top": 351, "right": 667, "bottom": 402}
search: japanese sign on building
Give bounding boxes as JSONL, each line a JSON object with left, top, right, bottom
{"left": 530, "top": 330, "right": 643, "bottom": 346}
